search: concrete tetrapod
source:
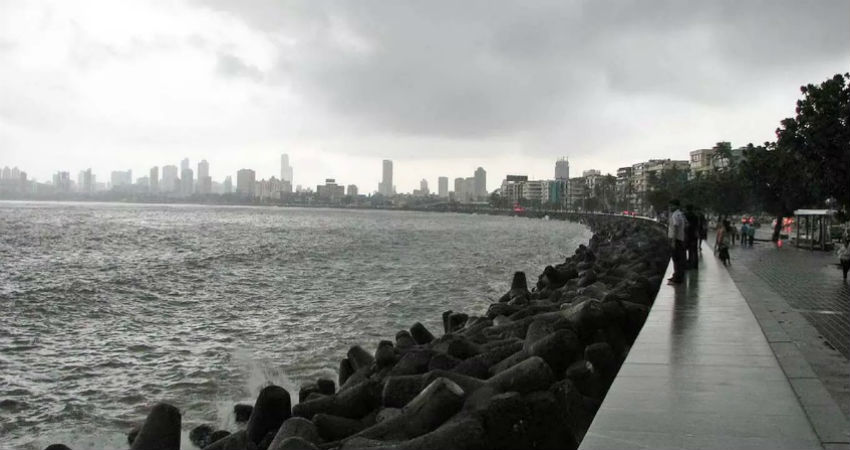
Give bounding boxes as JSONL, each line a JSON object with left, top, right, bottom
{"left": 245, "top": 385, "right": 292, "bottom": 444}
{"left": 292, "top": 379, "right": 381, "bottom": 420}
{"left": 381, "top": 357, "right": 555, "bottom": 408}
{"left": 268, "top": 417, "right": 321, "bottom": 450}
{"left": 339, "top": 415, "right": 485, "bottom": 450}
{"left": 345, "top": 377, "right": 465, "bottom": 443}
{"left": 130, "top": 403, "right": 181, "bottom": 450}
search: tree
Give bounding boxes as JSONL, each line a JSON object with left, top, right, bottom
{"left": 592, "top": 174, "right": 617, "bottom": 212}
{"left": 582, "top": 196, "right": 601, "bottom": 213}
{"left": 740, "top": 143, "right": 817, "bottom": 241}
{"left": 775, "top": 73, "right": 850, "bottom": 211}
{"left": 645, "top": 165, "right": 688, "bottom": 213}
{"left": 711, "top": 141, "right": 735, "bottom": 170}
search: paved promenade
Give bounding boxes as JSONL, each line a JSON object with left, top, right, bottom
{"left": 580, "top": 243, "right": 850, "bottom": 449}
{"left": 730, "top": 236, "right": 849, "bottom": 359}
{"left": 726, "top": 238, "right": 850, "bottom": 426}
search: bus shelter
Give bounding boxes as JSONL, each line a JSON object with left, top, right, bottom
{"left": 793, "top": 209, "right": 836, "bottom": 250}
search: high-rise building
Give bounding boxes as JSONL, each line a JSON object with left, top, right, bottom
{"left": 280, "top": 154, "right": 293, "bottom": 184}
{"left": 379, "top": 160, "right": 393, "bottom": 196}
{"left": 474, "top": 167, "right": 486, "bottom": 200}
{"left": 414, "top": 179, "right": 429, "bottom": 197}
{"left": 149, "top": 166, "right": 159, "bottom": 193}
{"left": 347, "top": 184, "right": 358, "bottom": 196}
{"left": 568, "top": 176, "right": 587, "bottom": 209}
{"left": 236, "top": 169, "right": 256, "bottom": 197}
{"left": 464, "top": 177, "right": 475, "bottom": 202}
{"left": 197, "top": 160, "right": 211, "bottom": 194}
{"left": 181, "top": 168, "right": 194, "bottom": 196}
{"left": 438, "top": 177, "right": 448, "bottom": 198}
{"left": 52, "top": 171, "right": 71, "bottom": 193}
{"left": 453, "top": 177, "right": 464, "bottom": 200}
{"left": 110, "top": 170, "right": 132, "bottom": 189}
{"left": 77, "top": 169, "right": 93, "bottom": 194}
{"left": 555, "top": 157, "right": 569, "bottom": 181}
{"left": 162, "top": 165, "right": 179, "bottom": 193}
{"left": 223, "top": 176, "right": 233, "bottom": 194}
{"left": 180, "top": 158, "right": 190, "bottom": 173}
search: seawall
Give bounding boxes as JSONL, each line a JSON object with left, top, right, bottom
{"left": 49, "top": 214, "right": 670, "bottom": 450}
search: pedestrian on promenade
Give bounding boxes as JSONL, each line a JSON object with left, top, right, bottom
{"left": 684, "top": 204, "right": 699, "bottom": 269}
{"left": 698, "top": 208, "right": 708, "bottom": 252}
{"left": 747, "top": 221, "right": 755, "bottom": 246}
{"left": 740, "top": 221, "right": 750, "bottom": 246}
{"left": 729, "top": 221, "right": 738, "bottom": 247}
{"left": 668, "top": 199, "right": 687, "bottom": 285}
{"left": 838, "top": 239, "right": 850, "bottom": 281}
{"left": 716, "top": 220, "right": 732, "bottom": 266}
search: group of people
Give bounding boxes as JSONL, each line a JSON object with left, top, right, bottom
{"left": 666, "top": 199, "right": 708, "bottom": 285}
{"left": 738, "top": 220, "right": 756, "bottom": 247}
{"left": 668, "top": 200, "right": 850, "bottom": 283}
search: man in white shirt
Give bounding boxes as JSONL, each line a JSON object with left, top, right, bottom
{"left": 668, "top": 199, "right": 687, "bottom": 285}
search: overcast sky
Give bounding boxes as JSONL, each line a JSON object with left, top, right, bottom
{"left": 1, "top": 0, "right": 848, "bottom": 193}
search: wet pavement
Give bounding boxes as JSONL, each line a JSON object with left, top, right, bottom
{"left": 727, "top": 238, "right": 850, "bottom": 359}
{"left": 580, "top": 245, "right": 849, "bottom": 449}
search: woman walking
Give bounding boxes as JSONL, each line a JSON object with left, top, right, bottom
{"left": 838, "top": 239, "right": 850, "bottom": 282}
{"left": 716, "top": 220, "right": 732, "bottom": 266}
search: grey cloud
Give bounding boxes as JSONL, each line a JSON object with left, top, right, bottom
{"left": 216, "top": 52, "right": 264, "bottom": 81}
{"left": 199, "top": 0, "right": 850, "bottom": 141}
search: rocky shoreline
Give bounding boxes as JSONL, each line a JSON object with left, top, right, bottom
{"left": 46, "top": 215, "right": 669, "bottom": 450}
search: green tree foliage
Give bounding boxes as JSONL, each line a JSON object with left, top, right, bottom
{"left": 739, "top": 142, "right": 817, "bottom": 240}
{"left": 645, "top": 166, "right": 688, "bottom": 213}
{"left": 592, "top": 174, "right": 617, "bottom": 212}
{"left": 775, "top": 73, "right": 850, "bottom": 210}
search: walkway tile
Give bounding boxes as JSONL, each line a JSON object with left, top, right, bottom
{"left": 580, "top": 251, "right": 822, "bottom": 450}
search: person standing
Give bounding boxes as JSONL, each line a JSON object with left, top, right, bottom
{"left": 668, "top": 199, "right": 687, "bottom": 285}
{"left": 698, "top": 208, "right": 708, "bottom": 252}
{"left": 838, "top": 240, "right": 850, "bottom": 282}
{"left": 684, "top": 204, "right": 699, "bottom": 269}
{"left": 740, "top": 221, "right": 750, "bottom": 246}
{"left": 747, "top": 222, "right": 756, "bottom": 247}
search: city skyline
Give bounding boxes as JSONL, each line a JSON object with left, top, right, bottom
{"left": 2, "top": 1, "right": 847, "bottom": 194}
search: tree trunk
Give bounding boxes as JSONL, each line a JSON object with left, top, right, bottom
{"left": 772, "top": 214, "right": 784, "bottom": 242}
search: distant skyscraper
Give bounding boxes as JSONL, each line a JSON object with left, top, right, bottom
{"left": 52, "top": 171, "right": 71, "bottom": 192}
{"left": 414, "top": 178, "right": 429, "bottom": 197}
{"left": 162, "top": 165, "right": 179, "bottom": 192}
{"left": 181, "top": 168, "right": 194, "bottom": 196}
{"left": 180, "top": 158, "right": 190, "bottom": 172}
{"left": 453, "top": 177, "right": 463, "bottom": 194}
{"left": 555, "top": 157, "right": 569, "bottom": 181}
{"left": 149, "top": 166, "right": 159, "bottom": 193}
{"left": 379, "top": 160, "right": 393, "bottom": 196}
{"left": 223, "top": 176, "right": 233, "bottom": 194}
{"left": 280, "top": 154, "right": 293, "bottom": 184}
{"left": 197, "top": 160, "right": 211, "bottom": 194}
{"left": 110, "top": 170, "right": 132, "bottom": 188}
{"left": 347, "top": 184, "right": 358, "bottom": 196}
{"left": 236, "top": 169, "right": 256, "bottom": 197}
{"left": 438, "top": 177, "right": 448, "bottom": 198}
{"left": 77, "top": 169, "right": 93, "bottom": 194}
{"left": 474, "top": 167, "right": 486, "bottom": 199}
{"left": 464, "top": 177, "right": 475, "bottom": 202}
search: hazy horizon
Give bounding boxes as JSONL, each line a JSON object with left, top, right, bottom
{"left": 2, "top": 0, "right": 849, "bottom": 193}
